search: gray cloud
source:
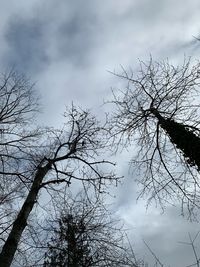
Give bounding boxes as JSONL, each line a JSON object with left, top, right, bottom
{"left": 4, "top": 16, "right": 49, "bottom": 74}
{"left": 1, "top": 1, "right": 200, "bottom": 266}
{"left": 55, "top": 5, "right": 98, "bottom": 67}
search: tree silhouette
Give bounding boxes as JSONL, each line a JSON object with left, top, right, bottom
{"left": 110, "top": 58, "right": 200, "bottom": 217}
{"left": 43, "top": 192, "right": 139, "bottom": 267}
{"left": 0, "top": 71, "right": 119, "bottom": 267}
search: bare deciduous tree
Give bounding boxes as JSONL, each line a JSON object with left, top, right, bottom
{"left": 0, "top": 70, "right": 40, "bottom": 252}
{"left": 110, "top": 58, "right": 200, "bottom": 217}
{"left": 0, "top": 71, "right": 119, "bottom": 267}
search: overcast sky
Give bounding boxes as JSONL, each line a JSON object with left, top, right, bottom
{"left": 1, "top": 1, "right": 200, "bottom": 266}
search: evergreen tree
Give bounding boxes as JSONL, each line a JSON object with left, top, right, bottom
{"left": 43, "top": 193, "right": 138, "bottom": 267}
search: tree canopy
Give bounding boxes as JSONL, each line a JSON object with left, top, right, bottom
{"left": 110, "top": 58, "right": 200, "bottom": 218}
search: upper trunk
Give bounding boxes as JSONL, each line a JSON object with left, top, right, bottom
{"left": 151, "top": 108, "right": 200, "bottom": 170}
{"left": 0, "top": 162, "right": 51, "bottom": 267}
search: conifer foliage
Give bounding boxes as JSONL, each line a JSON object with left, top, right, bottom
{"left": 43, "top": 194, "right": 138, "bottom": 267}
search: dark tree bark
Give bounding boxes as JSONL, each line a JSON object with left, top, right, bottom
{"left": 151, "top": 108, "right": 200, "bottom": 170}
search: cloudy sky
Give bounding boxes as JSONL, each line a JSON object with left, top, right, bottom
{"left": 1, "top": 1, "right": 200, "bottom": 266}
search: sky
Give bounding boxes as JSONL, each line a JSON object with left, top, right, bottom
{"left": 1, "top": 1, "right": 200, "bottom": 266}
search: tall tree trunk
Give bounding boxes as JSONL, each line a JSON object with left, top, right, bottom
{"left": 151, "top": 109, "right": 200, "bottom": 170}
{"left": 0, "top": 163, "right": 51, "bottom": 267}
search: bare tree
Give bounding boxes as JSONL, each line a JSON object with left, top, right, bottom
{"left": 109, "top": 58, "right": 200, "bottom": 217}
{"left": 0, "top": 71, "right": 119, "bottom": 267}
{"left": 0, "top": 70, "right": 40, "bottom": 251}
{"left": 42, "top": 191, "right": 139, "bottom": 267}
